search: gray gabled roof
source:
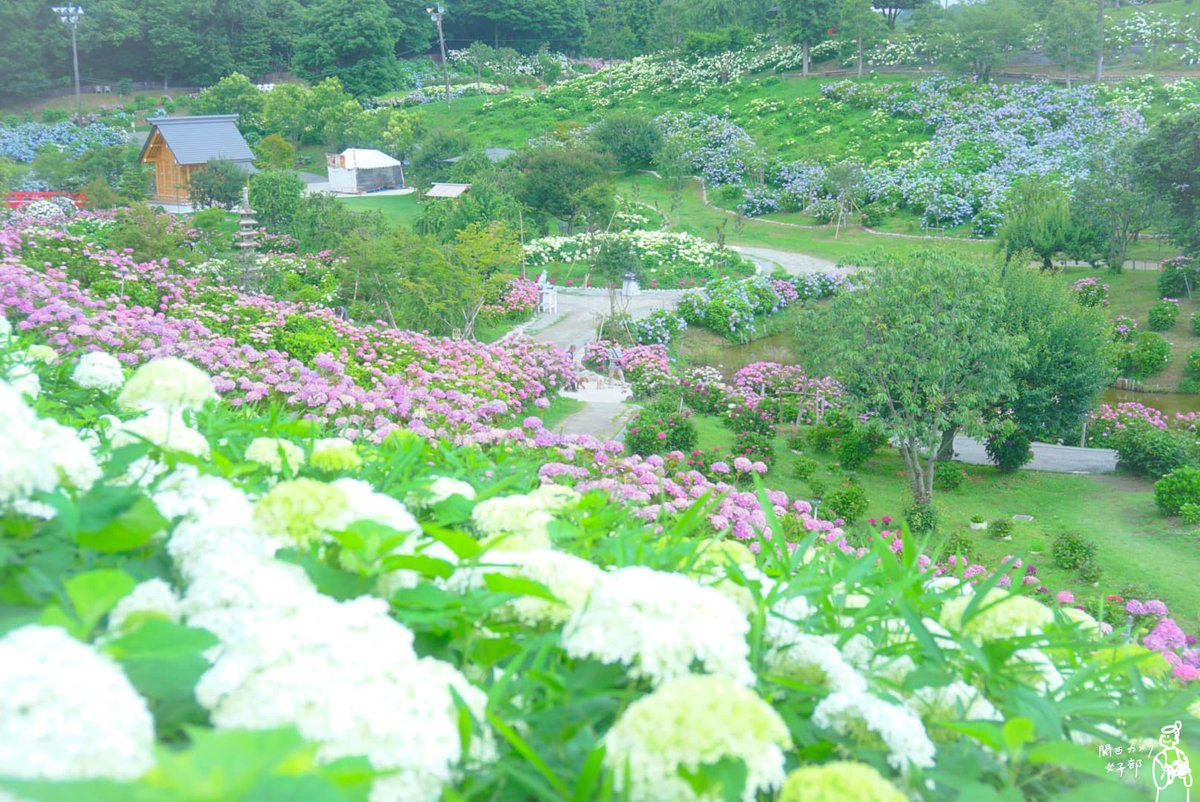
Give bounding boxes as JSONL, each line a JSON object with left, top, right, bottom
{"left": 140, "top": 114, "right": 255, "bottom": 166}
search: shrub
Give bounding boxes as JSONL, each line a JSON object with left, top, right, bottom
{"left": 626, "top": 399, "right": 698, "bottom": 456}
{"left": 905, "top": 502, "right": 939, "bottom": 534}
{"left": 1154, "top": 466, "right": 1200, "bottom": 517}
{"left": 1078, "top": 558, "right": 1103, "bottom": 583}
{"left": 941, "top": 530, "right": 977, "bottom": 562}
{"left": 1052, "top": 530, "right": 1097, "bottom": 570}
{"left": 988, "top": 518, "right": 1014, "bottom": 540}
{"left": 933, "top": 462, "right": 966, "bottom": 491}
{"left": 1157, "top": 257, "right": 1200, "bottom": 298}
{"left": 825, "top": 483, "right": 868, "bottom": 524}
{"left": 808, "top": 423, "right": 839, "bottom": 453}
{"left": 733, "top": 430, "right": 775, "bottom": 466}
{"left": 1148, "top": 299, "right": 1180, "bottom": 331}
{"left": 1192, "top": 313, "right": 1200, "bottom": 337}
{"left": 835, "top": 424, "right": 884, "bottom": 470}
{"left": 1112, "top": 424, "right": 1192, "bottom": 480}
{"left": 808, "top": 479, "right": 828, "bottom": 499}
{"left": 1070, "top": 277, "right": 1109, "bottom": 307}
{"left": 792, "top": 456, "right": 819, "bottom": 480}
{"left": 786, "top": 432, "right": 807, "bottom": 452}
{"left": 1127, "top": 332, "right": 1171, "bottom": 380}
{"left": 1114, "top": 315, "right": 1138, "bottom": 342}
{"left": 190, "top": 159, "right": 247, "bottom": 210}
{"left": 589, "top": 112, "right": 663, "bottom": 171}
{"left": 723, "top": 400, "right": 774, "bottom": 437}
{"left": 1181, "top": 503, "right": 1200, "bottom": 525}
{"left": 985, "top": 429, "right": 1034, "bottom": 472}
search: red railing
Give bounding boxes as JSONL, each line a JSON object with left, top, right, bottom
{"left": 4, "top": 192, "right": 88, "bottom": 209}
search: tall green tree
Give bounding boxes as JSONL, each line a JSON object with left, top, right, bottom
{"left": 782, "top": 0, "right": 839, "bottom": 76}
{"left": 1136, "top": 108, "right": 1200, "bottom": 257}
{"left": 189, "top": 160, "right": 248, "bottom": 210}
{"left": 1069, "top": 143, "right": 1160, "bottom": 271}
{"left": 516, "top": 148, "right": 615, "bottom": 233}
{"left": 939, "top": 0, "right": 1028, "bottom": 81}
{"left": 1042, "top": 0, "right": 1099, "bottom": 88}
{"left": 0, "top": 0, "right": 63, "bottom": 101}
{"left": 871, "top": 0, "right": 928, "bottom": 30}
{"left": 293, "top": 0, "right": 399, "bottom": 96}
{"left": 994, "top": 267, "right": 1113, "bottom": 448}
{"left": 996, "top": 179, "right": 1072, "bottom": 271}
{"left": 447, "top": 0, "right": 588, "bottom": 53}
{"left": 837, "top": 0, "right": 888, "bottom": 78}
{"left": 249, "top": 170, "right": 305, "bottom": 231}
{"left": 810, "top": 250, "right": 1025, "bottom": 506}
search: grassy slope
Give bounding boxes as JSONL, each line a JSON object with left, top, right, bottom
{"left": 691, "top": 414, "right": 1200, "bottom": 626}
{"left": 339, "top": 194, "right": 421, "bottom": 227}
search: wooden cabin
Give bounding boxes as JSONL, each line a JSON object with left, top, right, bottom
{"left": 139, "top": 115, "right": 256, "bottom": 204}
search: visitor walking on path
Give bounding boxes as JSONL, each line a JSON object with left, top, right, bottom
{"left": 565, "top": 345, "right": 580, "bottom": 391}
{"left": 606, "top": 343, "right": 625, "bottom": 384}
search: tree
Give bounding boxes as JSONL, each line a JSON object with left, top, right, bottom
{"left": 446, "top": 0, "right": 588, "bottom": 54}
{"left": 590, "top": 112, "right": 664, "bottom": 171}
{"left": 189, "top": 160, "right": 248, "bottom": 209}
{"left": 591, "top": 236, "right": 644, "bottom": 317}
{"left": 189, "top": 73, "right": 265, "bottom": 131}
{"left": 0, "top": 0, "right": 63, "bottom": 101}
{"left": 871, "top": 0, "right": 928, "bottom": 30}
{"left": 254, "top": 134, "right": 296, "bottom": 170}
{"left": 397, "top": 223, "right": 521, "bottom": 339}
{"left": 810, "top": 251, "right": 1025, "bottom": 507}
{"left": 838, "top": 0, "right": 888, "bottom": 77}
{"left": 292, "top": 0, "right": 400, "bottom": 97}
{"left": 1136, "top": 108, "right": 1200, "bottom": 257}
{"left": 939, "top": 0, "right": 1028, "bottom": 81}
{"left": 517, "top": 148, "right": 615, "bottom": 233}
{"left": 1042, "top": 0, "right": 1098, "bottom": 88}
{"left": 994, "top": 267, "right": 1113, "bottom": 449}
{"left": 996, "top": 179, "right": 1072, "bottom": 271}
{"left": 783, "top": 0, "right": 839, "bottom": 76}
{"left": 1069, "top": 143, "right": 1161, "bottom": 272}
{"left": 249, "top": 170, "right": 305, "bottom": 231}
{"left": 466, "top": 41, "right": 493, "bottom": 92}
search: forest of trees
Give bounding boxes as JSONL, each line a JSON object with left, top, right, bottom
{"left": 1, "top": 0, "right": 944, "bottom": 100}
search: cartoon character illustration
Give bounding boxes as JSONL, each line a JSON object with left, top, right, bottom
{"left": 1154, "top": 721, "right": 1192, "bottom": 802}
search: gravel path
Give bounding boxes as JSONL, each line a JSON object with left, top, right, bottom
{"left": 730, "top": 245, "right": 846, "bottom": 277}
{"left": 951, "top": 437, "right": 1118, "bottom": 474}
{"left": 522, "top": 288, "right": 682, "bottom": 437}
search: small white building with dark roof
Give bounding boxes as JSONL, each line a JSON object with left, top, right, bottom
{"left": 139, "top": 114, "right": 256, "bottom": 203}
{"left": 326, "top": 148, "right": 406, "bottom": 194}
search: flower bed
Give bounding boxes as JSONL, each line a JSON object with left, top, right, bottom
{"left": 0, "top": 219, "right": 573, "bottom": 441}
{"left": 524, "top": 230, "right": 754, "bottom": 286}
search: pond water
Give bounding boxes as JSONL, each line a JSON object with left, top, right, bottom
{"left": 1100, "top": 387, "right": 1200, "bottom": 418}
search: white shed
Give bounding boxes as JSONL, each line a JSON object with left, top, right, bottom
{"left": 325, "top": 148, "right": 405, "bottom": 194}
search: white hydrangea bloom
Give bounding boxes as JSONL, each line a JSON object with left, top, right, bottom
{"left": 907, "top": 681, "right": 1002, "bottom": 723}
{"left": 604, "top": 675, "right": 791, "bottom": 802}
{"left": 108, "top": 578, "right": 183, "bottom": 633}
{"left": 7, "top": 363, "right": 40, "bottom": 399}
{"left": 0, "top": 625, "right": 155, "bottom": 782}
{"left": 813, "top": 691, "right": 937, "bottom": 771}
{"left": 196, "top": 594, "right": 489, "bottom": 802}
{"left": 117, "top": 357, "right": 215, "bottom": 412}
{"left": 72, "top": 351, "right": 126, "bottom": 392}
{"left": 37, "top": 417, "right": 101, "bottom": 492}
{"left": 154, "top": 468, "right": 255, "bottom": 530}
{"left": 527, "top": 483, "right": 579, "bottom": 512}
{"left": 940, "top": 589, "right": 1053, "bottom": 642}
{"left": 0, "top": 316, "right": 10, "bottom": 341}
{"left": 26, "top": 344, "right": 57, "bottom": 364}
{"left": 472, "top": 494, "right": 554, "bottom": 550}
{"left": 562, "top": 566, "right": 754, "bottom": 686}
{"left": 414, "top": 476, "right": 477, "bottom": 507}
{"left": 1008, "top": 648, "right": 1064, "bottom": 694}
{"left": 244, "top": 437, "right": 305, "bottom": 473}
{"left": 115, "top": 407, "right": 211, "bottom": 457}
{"left": 331, "top": 478, "right": 421, "bottom": 536}
{"left": 443, "top": 548, "right": 604, "bottom": 628}
{"left": 182, "top": 555, "right": 319, "bottom": 643}
{"left": 0, "top": 382, "right": 61, "bottom": 506}
{"left": 763, "top": 630, "right": 866, "bottom": 693}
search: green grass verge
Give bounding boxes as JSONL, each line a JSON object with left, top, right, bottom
{"left": 339, "top": 193, "right": 422, "bottom": 227}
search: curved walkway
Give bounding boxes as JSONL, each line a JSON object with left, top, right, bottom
{"left": 951, "top": 437, "right": 1117, "bottom": 475}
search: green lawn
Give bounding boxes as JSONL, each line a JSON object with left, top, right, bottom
{"left": 620, "top": 174, "right": 993, "bottom": 264}
{"left": 339, "top": 194, "right": 422, "bottom": 227}
{"left": 691, "top": 414, "right": 1200, "bottom": 627}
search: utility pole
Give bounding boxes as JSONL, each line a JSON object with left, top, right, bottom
{"left": 52, "top": 4, "right": 84, "bottom": 119}
{"left": 428, "top": 5, "right": 451, "bottom": 105}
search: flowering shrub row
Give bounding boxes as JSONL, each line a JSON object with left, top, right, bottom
{"left": 0, "top": 218, "right": 573, "bottom": 442}
{"left": 676, "top": 273, "right": 843, "bottom": 342}
{"left": 524, "top": 229, "right": 754, "bottom": 284}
